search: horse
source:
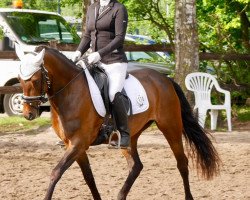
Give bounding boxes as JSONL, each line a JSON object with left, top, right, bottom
{"left": 15, "top": 44, "right": 220, "bottom": 200}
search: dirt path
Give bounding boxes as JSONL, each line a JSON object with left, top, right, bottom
{"left": 0, "top": 124, "right": 249, "bottom": 200}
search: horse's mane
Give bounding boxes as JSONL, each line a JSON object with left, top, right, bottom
{"left": 35, "top": 45, "right": 79, "bottom": 70}
{"left": 35, "top": 45, "right": 66, "bottom": 58}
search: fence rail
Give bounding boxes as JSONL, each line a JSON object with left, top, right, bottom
{"left": 1, "top": 43, "right": 250, "bottom": 60}
{"left": 0, "top": 43, "right": 249, "bottom": 95}
{"left": 0, "top": 86, "right": 22, "bottom": 94}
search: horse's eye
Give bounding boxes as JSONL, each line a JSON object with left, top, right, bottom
{"left": 33, "top": 79, "right": 40, "bottom": 87}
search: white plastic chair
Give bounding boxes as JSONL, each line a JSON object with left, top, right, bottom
{"left": 185, "top": 72, "right": 232, "bottom": 131}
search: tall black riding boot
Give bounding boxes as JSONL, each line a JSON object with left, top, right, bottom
{"left": 112, "top": 92, "right": 130, "bottom": 148}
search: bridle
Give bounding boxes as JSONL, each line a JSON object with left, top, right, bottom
{"left": 21, "top": 61, "right": 86, "bottom": 109}
{"left": 21, "top": 65, "right": 50, "bottom": 109}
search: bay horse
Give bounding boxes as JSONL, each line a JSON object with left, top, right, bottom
{"left": 16, "top": 44, "right": 220, "bottom": 200}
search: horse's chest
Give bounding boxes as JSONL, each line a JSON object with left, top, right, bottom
{"left": 53, "top": 117, "right": 81, "bottom": 139}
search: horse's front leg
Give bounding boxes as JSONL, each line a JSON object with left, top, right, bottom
{"left": 77, "top": 151, "right": 102, "bottom": 200}
{"left": 44, "top": 145, "right": 79, "bottom": 200}
{"left": 118, "top": 138, "right": 143, "bottom": 200}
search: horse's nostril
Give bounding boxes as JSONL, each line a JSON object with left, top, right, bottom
{"left": 25, "top": 112, "right": 35, "bottom": 120}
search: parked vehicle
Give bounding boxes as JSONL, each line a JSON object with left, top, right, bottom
{"left": 126, "top": 51, "right": 173, "bottom": 75}
{"left": 0, "top": 8, "right": 80, "bottom": 116}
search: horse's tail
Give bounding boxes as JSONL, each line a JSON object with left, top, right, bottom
{"left": 170, "top": 79, "right": 220, "bottom": 180}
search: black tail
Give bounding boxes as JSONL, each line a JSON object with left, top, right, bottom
{"left": 170, "top": 79, "right": 220, "bottom": 179}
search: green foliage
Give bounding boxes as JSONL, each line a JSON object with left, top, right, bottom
{"left": 197, "top": 0, "right": 249, "bottom": 53}
{"left": 234, "top": 106, "right": 250, "bottom": 122}
{"left": 0, "top": 0, "right": 12, "bottom": 7}
{"left": 124, "top": 0, "right": 174, "bottom": 43}
{"left": 0, "top": 28, "right": 3, "bottom": 40}
{"left": 25, "top": 0, "right": 58, "bottom": 12}
{"left": 0, "top": 0, "right": 58, "bottom": 12}
{"left": 231, "top": 90, "right": 249, "bottom": 105}
{"left": 197, "top": 0, "right": 250, "bottom": 104}
{"left": 61, "top": 0, "right": 82, "bottom": 17}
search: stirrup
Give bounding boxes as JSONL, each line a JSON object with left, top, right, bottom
{"left": 108, "top": 131, "right": 121, "bottom": 149}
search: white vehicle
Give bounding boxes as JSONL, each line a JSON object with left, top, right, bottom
{"left": 0, "top": 8, "right": 80, "bottom": 116}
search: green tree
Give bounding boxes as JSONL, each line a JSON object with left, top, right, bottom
{"left": 0, "top": 0, "right": 58, "bottom": 11}
{"left": 0, "top": 0, "right": 12, "bottom": 7}
{"left": 197, "top": 0, "right": 250, "bottom": 53}
{"left": 0, "top": 28, "right": 3, "bottom": 40}
{"left": 25, "top": 0, "right": 58, "bottom": 11}
{"left": 123, "top": 0, "right": 175, "bottom": 48}
{"left": 197, "top": 0, "right": 250, "bottom": 104}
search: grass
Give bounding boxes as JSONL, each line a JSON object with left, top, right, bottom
{"left": 0, "top": 116, "right": 51, "bottom": 134}
{"left": 0, "top": 106, "right": 249, "bottom": 134}
{"left": 233, "top": 105, "right": 250, "bottom": 122}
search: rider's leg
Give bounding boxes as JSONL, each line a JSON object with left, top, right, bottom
{"left": 112, "top": 92, "right": 130, "bottom": 147}
{"left": 101, "top": 62, "right": 130, "bottom": 147}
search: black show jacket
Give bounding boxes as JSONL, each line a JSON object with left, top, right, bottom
{"left": 77, "top": 0, "right": 128, "bottom": 64}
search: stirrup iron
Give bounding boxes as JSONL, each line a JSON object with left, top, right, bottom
{"left": 108, "top": 131, "right": 121, "bottom": 149}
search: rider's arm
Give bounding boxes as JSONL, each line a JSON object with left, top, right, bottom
{"left": 77, "top": 9, "right": 91, "bottom": 54}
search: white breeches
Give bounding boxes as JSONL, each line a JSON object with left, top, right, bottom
{"left": 100, "top": 62, "right": 127, "bottom": 102}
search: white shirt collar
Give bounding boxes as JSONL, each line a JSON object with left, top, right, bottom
{"left": 100, "top": 0, "right": 110, "bottom": 6}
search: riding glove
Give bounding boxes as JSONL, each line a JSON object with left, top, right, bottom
{"left": 71, "top": 50, "right": 81, "bottom": 62}
{"left": 88, "top": 52, "right": 101, "bottom": 64}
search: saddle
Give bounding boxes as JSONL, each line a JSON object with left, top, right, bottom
{"left": 88, "top": 64, "right": 111, "bottom": 114}
{"left": 87, "top": 62, "right": 131, "bottom": 146}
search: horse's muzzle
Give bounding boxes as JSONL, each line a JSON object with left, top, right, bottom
{"left": 23, "top": 105, "right": 39, "bottom": 121}
{"left": 24, "top": 112, "right": 37, "bottom": 121}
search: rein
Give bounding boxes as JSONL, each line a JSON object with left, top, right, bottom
{"left": 47, "top": 68, "right": 84, "bottom": 101}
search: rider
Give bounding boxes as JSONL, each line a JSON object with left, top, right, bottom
{"left": 72, "top": 0, "right": 130, "bottom": 148}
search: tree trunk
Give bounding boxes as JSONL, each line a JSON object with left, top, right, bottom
{"left": 82, "top": 0, "right": 92, "bottom": 34}
{"left": 174, "top": 0, "right": 199, "bottom": 95}
{"left": 239, "top": 10, "right": 250, "bottom": 52}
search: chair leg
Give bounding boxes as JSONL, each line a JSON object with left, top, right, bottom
{"left": 226, "top": 108, "right": 232, "bottom": 132}
{"left": 198, "top": 108, "right": 207, "bottom": 128}
{"left": 210, "top": 110, "right": 218, "bottom": 131}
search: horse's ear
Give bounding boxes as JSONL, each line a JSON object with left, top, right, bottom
{"left": 15, "top": 43, "right": 25, "bottom": 60}
{"left": 34, "top": 48, "right": 45, "bottom": 65}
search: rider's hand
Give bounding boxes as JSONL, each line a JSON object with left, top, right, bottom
{"left": 71, "top": 50, "right": 81, "bottom": 62}
{"left": 87, "top": 52, "right": 101, "bottom": 64}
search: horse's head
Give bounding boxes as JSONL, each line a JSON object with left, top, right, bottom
{"left": 15, "top": 43, "right": 48, "bottom": 120}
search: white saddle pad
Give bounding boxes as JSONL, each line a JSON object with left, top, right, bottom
{"left": 83, "top": 66, "right": 149, "bottom": 117}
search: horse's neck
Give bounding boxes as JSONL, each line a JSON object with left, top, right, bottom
{"left": 44, "top": 53, "right": 88, "bottom": 104}
{"left": 44, "top": 51, "right": 101, "bottom": 141}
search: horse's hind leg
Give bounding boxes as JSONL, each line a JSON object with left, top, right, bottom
{"left": 157, "top": 121, "right": 194, "bottom": 200}
{"left": 77, "top": 151, "right": 101, "bottom": 200}
{"left": 118, "top": 136, "right": 143, "bottom": 200}
{"left": 44, "top": 145, "right": 79, "bottom": 200}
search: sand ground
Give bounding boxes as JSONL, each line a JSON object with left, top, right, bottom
{"left": 0, "top": 122, "right": 249, "bottom": 200}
